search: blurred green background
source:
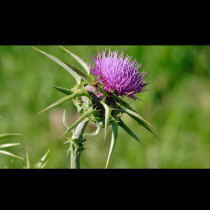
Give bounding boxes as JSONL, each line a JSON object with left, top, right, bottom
{"left": 0, "top": 45, "right": 210, "bottom": 168}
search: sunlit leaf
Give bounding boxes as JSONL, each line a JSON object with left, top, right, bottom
{"left": 59, "top": 46, "right": 90, "bottom": 75}
{"left": 36, "top": 91, "right": 89, "bottom": 115}
{"left": 62, "top": 110, "right": 70, "bottom": 129}
{"left": 105, "top": 120, "right": 118, "bottom": 169}
{"left": 0, "top": 143, "right": 20, "bottom": 149}
{"left": 100, "top": 101, "right": 112, "bottom": 141}
{"left": 83, "top": 126, "right": 101, "bottom": 138}
{"left": 32, "top": 47, "right": 81, "bottom": 84}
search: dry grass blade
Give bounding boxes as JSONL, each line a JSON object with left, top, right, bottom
{"left": 0, "top": 150, "right": 24, "bottom": 160}
{"left": 0, "top": 143, "right": 20, "bottom": 149}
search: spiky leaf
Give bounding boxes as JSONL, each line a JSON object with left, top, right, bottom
{"left": 37, "top": 91, "right": 90, "bottom": 115}
{"left": 101, "top": 101, "right": 112, "bottom": 141}
{"left": 105, "top": 120, "right": 118, "bottom": 169}
{"left": 0, "top": 143, "right": 20, "bottom": 149}
{"left": 61, "top": 109, "right": 97, "bottom": 137}
{"left": 83, "top": 126, "right": 101, "bottom": 138}
{"left": 59, "top": 46, "right": 90, "bottom": 75}
{"left": 62, "top": 110, "right": 70, "bottom": 130}
{"left": 0, "top": 150, "right": 23, "bottom": 160}
{"left": 118, "top": 119, "right": 140, "bottom": 142}
{"left": 51, "top": 85, "right": 73, "bottom": 95}
{"left": 32, "top": 47, "right": 81, "bottom": 84}
{"left": 117, "top": 102, "right": 158, "bottom": 139}
{"left": 64, "top": 63, "right": 92, "bottom": 83}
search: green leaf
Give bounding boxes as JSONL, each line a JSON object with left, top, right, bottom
{"left": 105, "top": 120, "right": 118, "bottom": 169}
{"left": 51, "top": 85, "right": 74, "bottom": 95}
{"left": 98, "top": 86, "right": 107, "bottom": 96}
{"left": 64, "top": 62, "right": 92, "bottom": 83}
{"left": 0, "top": 150, "right": 24, "bottom": 160}
{"left": 118, "top": 119, "right": 140, "bottom": 142}
{"left": 83, "top": 126, "right": 101, "bottom": 138}
{"left": 36, "top": 91, "right": 88, "bottom": 115}
{"left": 62, "top": 110, "right": 70, "bottom": 130}
{"left": 0, "top": 133, "right": 22, "bottom": 139}
{"left": 59, "top": 46, "right": 90, "bottom": 75}
{"left": 0, "top": 143, "right": 20, "bottom": 149}
{"left": 117, "top": 102, "right": 158, "bottom": 139}
{"left": 32, "top": 47, "right": 81, "bottom": 84}
{"left": 113, "top": 94, "right": 130, "bottom": 106}
{"left": 60, "top": 109, "right": 96, "bottom": 138}
{"left": 101, "top": 101, "right": 112, "bottom": 141}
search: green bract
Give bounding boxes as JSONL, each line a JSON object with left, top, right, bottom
{"left": 33, "top": 46, "right": 157, "bottom": 168}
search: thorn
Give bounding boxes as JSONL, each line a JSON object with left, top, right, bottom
{"left": 35, "top": 111, "right": 42, "bottom": 116}
{"left": 32, "top": 46, "right": 43, "bottom": 53}
{"left": 127, "top": 91, "right": 135, "bottom": 96}
{"left": 59, "top": 45, "right": 70, "bottom": 54}
{"left": 59, "top": 130, "right": 68, "bottom": 139}
{"left": 104, "top": 129, "right": 107, "bottom": 142}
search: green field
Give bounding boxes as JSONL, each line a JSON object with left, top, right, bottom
{"left": 0, "top": 45, "right": 210, "bottom": 168}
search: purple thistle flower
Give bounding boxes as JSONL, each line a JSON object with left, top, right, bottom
{"left": 89, "top": 49, "right": 147, "bottom": 100}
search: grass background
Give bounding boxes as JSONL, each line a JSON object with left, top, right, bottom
{"left": 0, "top": 45, "right": 210, "bottom": 168}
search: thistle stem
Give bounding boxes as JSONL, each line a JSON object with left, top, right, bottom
{"left": 70, "top": 120, "right": 88, "bottom": 169}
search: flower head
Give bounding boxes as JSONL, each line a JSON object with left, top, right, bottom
{"left": 89, "top": 49, "right": 147, "bottom": 100}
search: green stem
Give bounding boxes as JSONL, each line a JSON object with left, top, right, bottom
{"left": 70, "top": 120, "right": 88, "bottom": 169}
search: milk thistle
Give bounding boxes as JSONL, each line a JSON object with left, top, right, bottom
{"left": 33, "top": 46, "right": 157, "bottom": 169}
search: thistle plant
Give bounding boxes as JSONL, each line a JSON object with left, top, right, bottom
{"left": 33, "top": 46, "right": 157, "bottom": 169}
